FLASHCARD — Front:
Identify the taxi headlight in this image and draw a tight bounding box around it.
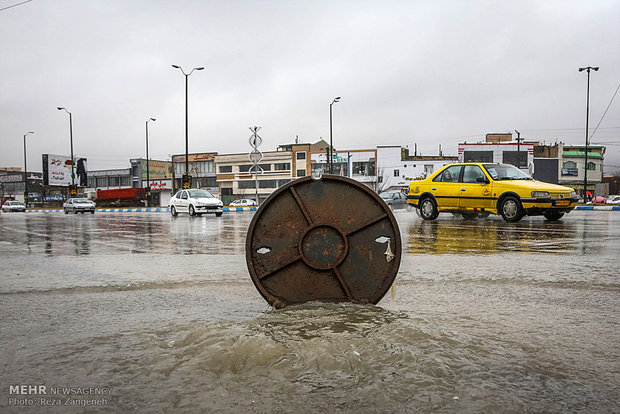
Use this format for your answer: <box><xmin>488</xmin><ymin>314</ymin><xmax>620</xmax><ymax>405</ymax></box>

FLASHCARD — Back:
<box><xmin>531</xmin><ymin>191</ymin><xmax>549</xmax><ymax>198</ymax></box>
<box><xmin>570</xmin><ymin>191</ymin><xmax>577</xmax><ymax>198</ymax></box>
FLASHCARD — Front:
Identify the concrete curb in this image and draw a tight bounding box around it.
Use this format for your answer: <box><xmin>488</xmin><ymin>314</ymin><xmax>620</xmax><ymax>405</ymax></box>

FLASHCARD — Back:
<box><xmin>575</xmin><ymin>205</ymin><xmax>620</xmax><ymax>211</ymax></box>
<box><xmin>24</xmin><ymin>206</ymin><xmax>258</xmax><ymax>213</ymax></box>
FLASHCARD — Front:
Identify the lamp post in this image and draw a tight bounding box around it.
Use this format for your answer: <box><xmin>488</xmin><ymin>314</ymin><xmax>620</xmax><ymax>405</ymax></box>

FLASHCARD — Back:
<box><xmin>514</xmin><ymin>130</ymin><xmax>521</xmax><ymax>168</ymax></box>
<box><xmin>57</xmin><ymin>107</ymin><xmax>75</xmax><ymax>191</ymax></box>
<box><xmin>23</xmin><ymin>131</ymin><xmax>34</xmax><ymax>206</ymax></box>
<box><xmin>578</xmin><ymin>66</ymin><xmax>599</xmax><ymax>200</ymax></box>
<box><xmin>145</xmin><ymin>117</ymin><xmax>156</xmax><ymax>206</ymax></box>
<box><xmin>329</xmin><ymin>96</ymin><xmax>341</xmax><ymax>174</ymax></box>
<box><xmin>172</xmin><ymin>65</ymin><xmax>204</xmax><ymax>189</ymax></box>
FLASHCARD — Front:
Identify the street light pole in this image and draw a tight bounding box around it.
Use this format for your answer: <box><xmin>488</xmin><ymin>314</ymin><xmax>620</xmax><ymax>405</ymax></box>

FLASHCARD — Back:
<box><xmin>172</xmin><ymin>65</ymin><xmax>204</xmax><ymax>189</ymax></box>
<box><xmin>57</xmin><ymin>107</ymin><xmax>75</xmax><ymax>191</ymax></box>
<box><xmin>515</xmin><ymin>130</ymin><xmax>521</xmax><ymax>168</ymax></box>
<box><xmin>23</xmin><ymin>131</ymin><xmax>34</xmax><ymax>206</ymax></box>
<box><xmin>329</xmin><ymin>96</ymin><xmax>341</xmax><ymax>174</ymax></box>
<box><xmin>578</xmin><ymin>66</ymin><xmax>599</xmax><ymax>200</ymax></box>
<box><xmin>146</xmin><ymin>118</ymin><xmax>156</xmax><ymax>206</ymax></box>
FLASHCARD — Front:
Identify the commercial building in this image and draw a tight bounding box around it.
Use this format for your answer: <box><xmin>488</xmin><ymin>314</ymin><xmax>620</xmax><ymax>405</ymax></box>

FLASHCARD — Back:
<box><xmin>558</xmin><ymin>145</ymin><xmax>606</xmax><ymax>196</ymax></box>
<box><xmin>171</xmin><ymin>152</ymin><xmax>217</xmax><ymax>194</ymax></box>
<box><xmin>377</xmin><ymin>146</ymin><xmax>457</xmax><ymax>192</ymax></box>
<box><xmin>215</xmin><ymin>149</ymin><xmax>299</xmax><ymax>205</ymax></box>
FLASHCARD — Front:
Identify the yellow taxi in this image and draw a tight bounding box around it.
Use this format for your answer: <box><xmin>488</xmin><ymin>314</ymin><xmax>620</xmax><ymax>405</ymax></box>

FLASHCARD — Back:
<box><xmin>407</xmin><ymin>163</ymin><xmax>579</xmax><ymax>222</ymax></box>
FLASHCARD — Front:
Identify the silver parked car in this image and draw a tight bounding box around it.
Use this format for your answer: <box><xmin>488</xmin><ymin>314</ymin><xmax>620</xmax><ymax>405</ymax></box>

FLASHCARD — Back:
<box><xmin>379</xmin><ymin>191</ymin><xmax>409</xmax><ymax>209</ymax></box>
<box><xmin>169</xmin><ymin>189</ymin><xmax>223</xmax><ymax>217</ymax></box>
<box><xmin>63</xmin><ymin>198</ymin><xmax>96</xmax><ymax>214</ymax></box>
<box><xmin>230</xmin><ymin>198</ymin><xmax>257</xmax><ymax>207</ymax></box>
<box><xmin>1</xmin><ymin>200</ymin><xmax>26</xmax><ymax>212</ymax></box>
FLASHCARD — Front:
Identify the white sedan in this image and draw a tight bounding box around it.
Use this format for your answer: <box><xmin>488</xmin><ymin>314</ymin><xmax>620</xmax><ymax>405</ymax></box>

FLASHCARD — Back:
<box><xmin>230</xmin><ymin>198</ymin><xmax>257</xmax><ymax>207</ymax></box>
<box><xmin>169</xmin><ymin>189</ymin><xmax>223</xmax><ymax>217</ymax></box>
<box><xmin>2</xmin><ymin>201</ymin><xmax>26</xmax><ymax>212</ymax></box>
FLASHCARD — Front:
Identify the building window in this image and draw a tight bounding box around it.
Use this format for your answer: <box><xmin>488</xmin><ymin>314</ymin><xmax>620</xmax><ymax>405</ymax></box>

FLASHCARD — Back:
<box><xmin>120</xmin><ymin>176</ymin><xmax>130</xmax><ymax>186</ymax></box>
<box><xmin>238</xmin><ymin>181</ymin><xmax>255</xmax><ymax>189</ymax></box>
<box><xmin>463</xmin><ymin>151</ymin><xmax>493</xmax><ymax>163</ymax></box>
<box><xmin>219</xmin><ymin>166</ymin><xmax>232</xmax><ymax>173</ymax></box>
<box><xmin>353</xmin><ymin>161</ymin><xmax>375</xmax><ymax>176</ymax></box>
<box><xmin>259</xmin><ymin>180</ymin><xmax>277</xmax><ymax>188</ymax></box>
<box><xmin>277</xmin><ymin>179</ymin><xmax>291</xmax><ymax>187</ymax></box>
<box><xmin>587</xmin><ymin>162</ymin><xmax>596</xmax><ymax>171</ymax></box>
<box><xmin>87</xmin><ymin>177</ymin><xmax>96</xmax><ymax>188</ymax></box>
<box><xmin>296</xmin><ymin>169</ymin><xmax>306</xmax><ymax>177</ymax></box>
<box><xmin>502</xmin><ymin>151</ymin><xmax>527</xmax><ymax>168</ymax></box>
<box><xmin>563</xmin><ymin>161</ymin><xmax>577</xmax><ymax>169</ymax></box>
<box><xmin>109</xmin><ymin>176</ymin><xmax>120</xmax><ymax>187</ymax></box>
<box><xmin>378</xmin><ymin>176</ymin><xmax>383</xmax><ymax>183</ymax></box>
<box><xmin>274</xmin><ymin>163</ymin><xmax>291</xmax><ymax>171</ymax></box>
<box><xmin>221</xmin><ymin>188</ymin><xmax>233</xmax><ymax>195</ymax></box>
<box><xmin>394</xmin><ymin>169</ymin><xmax>399</xmax><ymax>177</ymax></box>
<box><xmin>296</xmin><ymin>152</ymin><xmax>306</xmax><ymax>160</ymax></box>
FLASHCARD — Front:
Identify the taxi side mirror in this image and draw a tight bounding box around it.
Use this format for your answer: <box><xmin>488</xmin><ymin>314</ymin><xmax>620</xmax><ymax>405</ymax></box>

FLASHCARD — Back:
<box><xmin>477</xmin><ymin>177</ymin><xmax>490</xmax><ymax>184</ymax></box>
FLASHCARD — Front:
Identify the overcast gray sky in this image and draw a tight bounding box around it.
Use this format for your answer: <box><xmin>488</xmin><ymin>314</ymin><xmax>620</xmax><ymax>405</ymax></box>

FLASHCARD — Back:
<box><xmin>1</xmin><ymin>0</ymin><xmax>619</xmax><ymax>173</ymax></box>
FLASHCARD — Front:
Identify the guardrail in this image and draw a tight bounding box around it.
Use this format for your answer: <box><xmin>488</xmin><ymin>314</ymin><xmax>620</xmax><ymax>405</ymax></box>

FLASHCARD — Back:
<box><xmin>23</xmin><ymin>206</ymin><xmax>258</xmax><ymax>213</ymax></box>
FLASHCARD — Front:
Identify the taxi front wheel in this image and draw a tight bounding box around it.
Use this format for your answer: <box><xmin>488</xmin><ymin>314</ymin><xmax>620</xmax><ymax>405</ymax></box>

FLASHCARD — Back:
<box><xmin>419</xmin><ymin>198</ymin><xmax>438</xmax><ymax>220</ymax></box>
<box><xmin>500</xmin><ymin>196</ymin><xmax>524</xmax><ymax>222</ymax></box>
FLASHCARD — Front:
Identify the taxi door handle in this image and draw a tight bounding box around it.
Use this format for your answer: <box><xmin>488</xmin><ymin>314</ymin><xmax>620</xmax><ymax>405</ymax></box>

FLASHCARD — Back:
<box><xmin>461</xmin><ymin>188</ymin><xmax>466</xmax><ymax>191</ymax></box>
<box><xmin>431</xmin><ymin>188</ymin><xmax>436</xmax><ymax>191</ymax></box>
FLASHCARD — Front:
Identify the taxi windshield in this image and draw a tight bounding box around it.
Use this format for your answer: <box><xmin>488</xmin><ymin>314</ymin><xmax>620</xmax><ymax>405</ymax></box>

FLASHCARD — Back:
<box><xmin>483</xmin><ymin>164</ymin><xmax>532</xmax><ymax>181</ymax></box>
<box><xmin>188</xmin><ymin>189</ymin><xmax>214</xmax><ymax>198</ymax></box>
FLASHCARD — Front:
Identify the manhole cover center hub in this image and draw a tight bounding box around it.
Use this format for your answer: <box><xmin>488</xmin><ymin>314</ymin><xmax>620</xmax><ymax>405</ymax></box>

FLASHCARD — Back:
<box><xmin>300</xmin><ymin>225</ymin><xmax>347</xmax><ymax>270</ymax></box>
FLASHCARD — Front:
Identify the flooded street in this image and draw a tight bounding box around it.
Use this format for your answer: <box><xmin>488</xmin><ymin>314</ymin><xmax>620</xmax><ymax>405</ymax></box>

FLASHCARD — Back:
<box><xmin>1</xmin><ymin>210</ymin><xmax>618</xmax><ymax>413</ymax></box>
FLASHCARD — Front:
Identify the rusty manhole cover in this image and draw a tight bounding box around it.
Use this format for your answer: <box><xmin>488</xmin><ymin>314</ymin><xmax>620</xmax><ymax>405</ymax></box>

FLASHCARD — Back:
<box><xmin>246</xmin><ymin>175</ymin><xmax>401</xmax><ymax>308</ymax></box>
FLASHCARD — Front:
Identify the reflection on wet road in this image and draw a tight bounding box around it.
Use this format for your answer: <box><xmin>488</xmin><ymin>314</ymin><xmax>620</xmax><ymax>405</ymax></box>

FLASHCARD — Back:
<box><xmin>0</xmin><ymin>211</ymin><xmax>618</xmax><ymax>412</ymax></box>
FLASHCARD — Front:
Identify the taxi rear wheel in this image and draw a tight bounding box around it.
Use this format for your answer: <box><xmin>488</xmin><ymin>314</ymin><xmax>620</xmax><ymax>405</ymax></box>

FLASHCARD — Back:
<box><xmin>419</xmin><ymin>197</ymin><xmax>438</xmax><ymax>220</ymax></box>
<box><xmin>189</xmin><ymin>205</ymin><xmax>196</xmax><ymax>216</ymax></box>
<box><xmin>500</xmin><ymin>196</ymin><xmax>523</xmax><ymax>222</ymax></box>
<box><xmin>544</xmin><ymin>211</ymin><xmax>564</xmax><ymax>221</ymax></box>
<box><xmin>170</xmin><ymin>205</ymin><xmax>178</xmax><ymax>217</ymax></box>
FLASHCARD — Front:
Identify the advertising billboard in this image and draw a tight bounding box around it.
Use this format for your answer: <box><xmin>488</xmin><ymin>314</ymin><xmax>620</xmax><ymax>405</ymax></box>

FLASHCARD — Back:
<box><xmin>141</xmin><ymin>160</ymin><xmax>172</xmax><ymax>180</ymax></box>
<box><xmin>42</xmin><ymin>154</ymin><xmax>88</xmax><ymax>186</ymax></box>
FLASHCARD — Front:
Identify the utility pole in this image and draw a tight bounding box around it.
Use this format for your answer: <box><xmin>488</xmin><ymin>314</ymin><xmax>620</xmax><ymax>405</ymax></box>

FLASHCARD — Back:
<box><xmin>515</xmin><ymin>130</ymin><xmax>522</xmax><ymax>168</ymax></box>
<box><xmin>579</xmin><ymin>66</ymin><xmax>599</xmax><ymax>200</ymax></box>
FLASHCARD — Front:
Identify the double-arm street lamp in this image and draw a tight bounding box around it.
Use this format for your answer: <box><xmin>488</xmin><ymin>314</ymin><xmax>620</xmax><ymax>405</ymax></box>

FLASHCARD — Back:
<box><xmin>578</xmin><ymin>66</ymin><xmax>599</xmax><ymax>200</ymax></box>
<box><xmin>23</xmin><ymin>131</ymin><xmax>34</xmax><ymax>206</ymax></box>
<box><xmin>172</xmin><ymin>65</ymin><xmax>204</xmax><ymax>188</ymax></box>
<box><xmin>329</xmin><ymin>96</ymin><xmax>341</xmax><ymax>174</ymax></box>
<box><xmin>57</xmin><ymin>107</ymin><xmax>75</xmax><ymax>190</ymax></box>
<box><xmin>145</xmin><ymin>118</ymin><xmax>156</xmax><ymax>206</ymax></box>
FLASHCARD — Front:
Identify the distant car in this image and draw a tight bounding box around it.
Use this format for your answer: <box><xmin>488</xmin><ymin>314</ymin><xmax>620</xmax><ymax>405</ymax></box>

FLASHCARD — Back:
<box><xmin>379</xmin><ymin>191</ymin><xmax>408</xmax><ymax>209</ymax></box>
<box><xmin>408</xmin><ymin>163</ymin><xmax>579</xmax><ymax>222</ymax></box>
<box><xmin>589</xmin><ymin>196</ymin><xmax>606</xmax><ymax>204</ymax></box>
<box><xmin>1</xmin><ymin>201</ymin><xmax>26</xmax><ymax>212</ymax></box>
<box><xmin>169</xmin><ymin>189</ymin><xmax>223</xmax><ymax>217</ymax></box>
<box><xmin>63</xmin><ymin>198</ymin><xmax>96</xmax><ymax>214</ymax></box>
<box><xmin>230</xmin><ymin>198</ymin><xmax>257</xmax><ymax>207</ymax></box>
<box><xmin>605</xmin><ymin>195</ymin><xmax>620</xmax><ymax>205</ymax></box>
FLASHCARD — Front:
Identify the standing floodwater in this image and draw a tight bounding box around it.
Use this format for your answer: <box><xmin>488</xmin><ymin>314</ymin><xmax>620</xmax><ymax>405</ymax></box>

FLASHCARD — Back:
<box><xmin>0</xmin><ymin>211</ymin><xmax>618</xmax><ymax>412</ymax></box>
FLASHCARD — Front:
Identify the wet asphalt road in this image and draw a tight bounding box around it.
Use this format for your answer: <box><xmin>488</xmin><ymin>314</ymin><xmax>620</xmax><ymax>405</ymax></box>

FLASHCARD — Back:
<box><xmin>0</xmin><ymin>209</ymin><xmax>618</xmax><ymax>413</ymax></box>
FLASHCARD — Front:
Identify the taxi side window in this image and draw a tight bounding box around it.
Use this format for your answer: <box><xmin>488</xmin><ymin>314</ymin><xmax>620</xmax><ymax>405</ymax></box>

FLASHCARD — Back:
<box><xmin>434</xmin><ymin>166</ymin><xmax>462</xmax><ymax>183</ymax></box>
<box><xmin>462</xmin><ymin>166</ymin><xmax>486</xmax><ymax>183</ymax></box>
<box><xmin>181</xmin><ymin>191</ymin><xmax>188</xmax><ymax>200</ymax></box>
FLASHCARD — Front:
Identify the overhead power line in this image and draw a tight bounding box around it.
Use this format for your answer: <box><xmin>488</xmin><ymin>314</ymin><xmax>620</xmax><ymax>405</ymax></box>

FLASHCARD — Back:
<box><xmin>0</xmin><ymin>0</ymin><xmax>32</xmax><ymax>12</ymax></box>
<box><xmin>590</xmin><ymin>81</ymin><xmax>620</xmax><ymax>139</ymax></box>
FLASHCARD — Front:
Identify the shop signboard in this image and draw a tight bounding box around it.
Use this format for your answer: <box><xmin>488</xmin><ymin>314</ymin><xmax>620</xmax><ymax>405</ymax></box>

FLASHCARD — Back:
<box><xmin>561</xmin><ymin>168</ymin><xmax>579</xmax><ymax>176</ymax></box>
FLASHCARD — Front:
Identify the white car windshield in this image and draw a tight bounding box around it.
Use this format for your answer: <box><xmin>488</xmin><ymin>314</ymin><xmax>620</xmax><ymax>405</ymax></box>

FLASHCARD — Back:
<box><xmin>73</xmin><ymin>198</ymin><xmax>90</xmax><ymax>203</ymax></box>
<box><xmin>188</xmin><ymin>190</ymin><xmax>214</xmax><ymax>198</ymax></box>
<box><xmin>483</xmin><ymin>164</ymin><xmax>532</xmax><ymax>181</ymax></box>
